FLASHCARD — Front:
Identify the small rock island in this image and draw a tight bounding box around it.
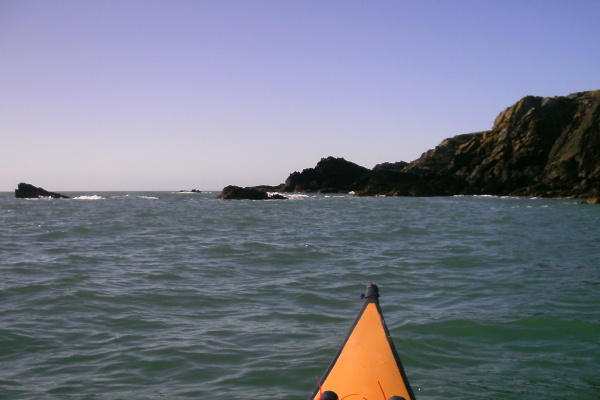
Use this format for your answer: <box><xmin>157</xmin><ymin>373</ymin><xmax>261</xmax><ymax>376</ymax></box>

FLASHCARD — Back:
<box><xmin>218</xmin><ymin>186</ymin><xmax>288</xmax><ymax>200</ymax></box>
<box><xmin>15</xmin><ymin>183</ymin><xmax>69</xmax><ymax>199</ymax></box>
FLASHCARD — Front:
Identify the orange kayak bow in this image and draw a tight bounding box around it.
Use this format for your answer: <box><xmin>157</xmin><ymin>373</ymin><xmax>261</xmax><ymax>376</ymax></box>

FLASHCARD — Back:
<box><xmin>309</xmin><ymin>283</ymin><xmax>416</xmax><ymax>400</ymax></box>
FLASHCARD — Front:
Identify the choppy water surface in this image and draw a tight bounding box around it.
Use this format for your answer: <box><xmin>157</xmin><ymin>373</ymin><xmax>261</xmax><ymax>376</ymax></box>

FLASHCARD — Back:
<box><xmin>1</xmin><ymin>192</ymin><xmax>598</xmax><ymax>399</ymax></box>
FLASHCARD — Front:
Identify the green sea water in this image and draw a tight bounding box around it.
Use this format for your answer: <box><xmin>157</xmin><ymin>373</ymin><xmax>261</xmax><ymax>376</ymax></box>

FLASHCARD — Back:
<box><xmin>1</xmin><ymin>192</ymin><xmax>598</xmax><ymax>399</ymax></box>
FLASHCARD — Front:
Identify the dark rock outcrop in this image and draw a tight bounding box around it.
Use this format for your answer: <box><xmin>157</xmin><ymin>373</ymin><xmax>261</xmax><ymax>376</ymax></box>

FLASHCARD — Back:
<box><xmin>15</xmin><ymin>183</ymin><xmax>69</xmax><ymax>199</ymax></box>
<box><xmin>218</xmin><ymin>185</ymin><xmax>287</xmax><ymax>200</ymax></box>
<box><xmin>252</xmin><ymin>184</ymin><xmax>285</xmax><ymax>192</ymax></box>
<box><xmin>452</xmin><ymin>91</ymin><xmax>600</xmax><ymax>197</ymax></box>
<box><xmin>373</xmin><ymin>161</ymin><xmax>409</xmax><ymax>172</ymax></box>
<box><xmin>281</xmin><ymin>157</ymin><xmax>371</xmax><ymax>193</ymax></box>
<box><xmin>357</xmin><ymin>89</ymin><xmax>600</xmax><ymax>198</ymax></box>
<box><xmin>220</xmin><ymin>89</ymin><xmax>599</xmax><ymax>199</ymax></box>
<box><xmin>357</xmin><ymin>136</ymin><xmax>482</xmax><ymax>196</ymax></box>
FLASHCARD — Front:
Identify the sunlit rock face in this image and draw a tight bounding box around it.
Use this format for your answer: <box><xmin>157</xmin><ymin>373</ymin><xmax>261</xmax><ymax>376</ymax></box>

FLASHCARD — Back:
<box><xmin>357</xmin><ymin>89</ymin><xmax>600</xmax><ymax>198</ymax></box>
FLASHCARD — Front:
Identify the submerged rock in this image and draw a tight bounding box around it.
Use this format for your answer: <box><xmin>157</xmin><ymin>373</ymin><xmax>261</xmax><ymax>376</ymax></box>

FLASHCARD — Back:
<box><xmin>15</xmin><ymin>183</ymin><xmax>69</xmax><ymax>199</ymax></box>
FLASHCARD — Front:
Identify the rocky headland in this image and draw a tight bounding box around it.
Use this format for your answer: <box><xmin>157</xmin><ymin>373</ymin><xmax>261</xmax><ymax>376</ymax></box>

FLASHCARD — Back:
<box><xmin>221</xmin><ymin>89</ymin><xmax>599</xmax><ymax>200</ymax></box>
<box><xmin>15</xmin><ymin>183</ymin><xmax>69</xmax><ymax>199</ymax></box>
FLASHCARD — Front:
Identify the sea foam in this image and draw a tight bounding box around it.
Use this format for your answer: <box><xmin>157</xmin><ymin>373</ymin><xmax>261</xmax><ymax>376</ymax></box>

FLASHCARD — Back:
<box><xmin>73</xmin><ymin>195</ymin><xmax>104</xmax><ymax>200</ymax></box>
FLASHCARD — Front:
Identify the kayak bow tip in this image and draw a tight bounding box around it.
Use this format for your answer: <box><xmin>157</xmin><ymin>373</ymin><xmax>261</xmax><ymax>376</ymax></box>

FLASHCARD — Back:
<box><xmin>360</xmin><ymin>282</ymin><xmax>380</xmax><ymax>300</ymax></box>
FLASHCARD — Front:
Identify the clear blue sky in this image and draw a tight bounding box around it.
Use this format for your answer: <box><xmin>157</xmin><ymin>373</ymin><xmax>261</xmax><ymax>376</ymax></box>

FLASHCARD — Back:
<box><xmin>1</xmin><ymin>0</ymin><xmax>599</xmax><ymax>191</ymax></box>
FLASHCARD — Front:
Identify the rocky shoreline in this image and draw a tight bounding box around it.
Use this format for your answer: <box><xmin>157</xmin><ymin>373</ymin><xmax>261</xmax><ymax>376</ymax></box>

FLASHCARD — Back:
<box><xmin>221</xmin><ymin>89</ymin><xmax>599</xmax><ymax>201</ymax></box>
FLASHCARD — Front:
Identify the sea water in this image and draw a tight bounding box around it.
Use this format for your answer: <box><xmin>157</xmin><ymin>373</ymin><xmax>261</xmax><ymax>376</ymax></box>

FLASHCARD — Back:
<box><xmin>1</xmin><ymin>192</ymin><xmax>598</xmax><ymax>399</ymax></box>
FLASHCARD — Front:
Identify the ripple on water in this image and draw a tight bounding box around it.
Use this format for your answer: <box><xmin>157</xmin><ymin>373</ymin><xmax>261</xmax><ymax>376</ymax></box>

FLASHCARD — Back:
<box><xmin>0</xmin><ymin>193</ymin><xmax>599</xmax><ymax>399</ymax></box>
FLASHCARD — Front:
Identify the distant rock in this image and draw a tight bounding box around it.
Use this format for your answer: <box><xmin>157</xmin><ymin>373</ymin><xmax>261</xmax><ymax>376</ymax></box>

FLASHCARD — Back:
<box><xmin>582</xmin><ymin>197</ymin><xmax>599</xmax><ymax>205</ymax></box>
<box><xmin>218</xmin><ymin>185</ymin><xmax>288</xmax><ymax>200</ymax></box>
<box><xmin>218</xmin><ymin>185</ymin><xmax>268</xmax><ymax>200</ymax></box>
<box><xmin>280</xmin><ymin>157</ymin><xmax>371</xmax><ymax>193</ymax></box>
<box><xmin>180</xmin><ymin>189</ymin><xmax>203</xmax><ymax>193</ymax></box>
<box><xmin>15</xmin><ymin>183</ymin><xmax>69</xmax><ymax>199</ymax></box>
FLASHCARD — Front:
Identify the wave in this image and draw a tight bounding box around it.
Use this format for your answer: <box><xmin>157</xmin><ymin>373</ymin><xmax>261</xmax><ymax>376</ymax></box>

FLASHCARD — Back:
<box><xmin>73</xmin><ymin>195</ymin><xmax>105</xmax><ymax>200</ymax></box>
<box><xmin>273</xmin><ymin>193</ymin><xmax>354</xmax><ymax>200</ymax></box>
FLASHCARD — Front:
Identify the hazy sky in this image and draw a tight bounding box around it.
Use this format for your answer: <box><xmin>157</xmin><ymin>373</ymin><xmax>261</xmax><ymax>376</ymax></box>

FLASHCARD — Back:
<box><xmin>1</xmin><ymin>1</ymin><xmax>599</xmax><ymax>191</ymax></box>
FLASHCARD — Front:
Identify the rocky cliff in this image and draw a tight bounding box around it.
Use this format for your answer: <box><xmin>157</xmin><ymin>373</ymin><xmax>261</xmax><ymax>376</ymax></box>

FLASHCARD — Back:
<box><xmin>357</xmin><ymin>89</ymin><xmax>600</xmax><ymax>198</ymax></box>
<box><xmin>220</xmin><ymin>89</ymin><xmax>599</xmax><ymax>199</ymax></box>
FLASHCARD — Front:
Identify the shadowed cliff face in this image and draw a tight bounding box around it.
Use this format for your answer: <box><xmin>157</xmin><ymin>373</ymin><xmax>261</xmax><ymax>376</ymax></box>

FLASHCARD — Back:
<box><xmin>357</xmin><ymin>89</ymin><xmax>600</xmax><ymax>198</ymax></box>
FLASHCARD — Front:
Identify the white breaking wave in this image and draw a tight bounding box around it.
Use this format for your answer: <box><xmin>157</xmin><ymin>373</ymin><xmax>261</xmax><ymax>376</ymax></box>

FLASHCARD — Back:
<box><xmin>277</xmin><ymin>193</ymin><xmax>310</xmax><ymax>200</ymax></box>
<box><xmin>73</xmin><ymin>195</ymin><xmax>105</xmax><ymax>200</ymax></box>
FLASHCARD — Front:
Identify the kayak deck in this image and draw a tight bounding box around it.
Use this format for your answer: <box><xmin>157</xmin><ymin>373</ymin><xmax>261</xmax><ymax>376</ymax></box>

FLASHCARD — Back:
<box><xmin>309</xmin><ymin>283</ymin><xmax>416</xmax><ymax>400</ymax></box>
